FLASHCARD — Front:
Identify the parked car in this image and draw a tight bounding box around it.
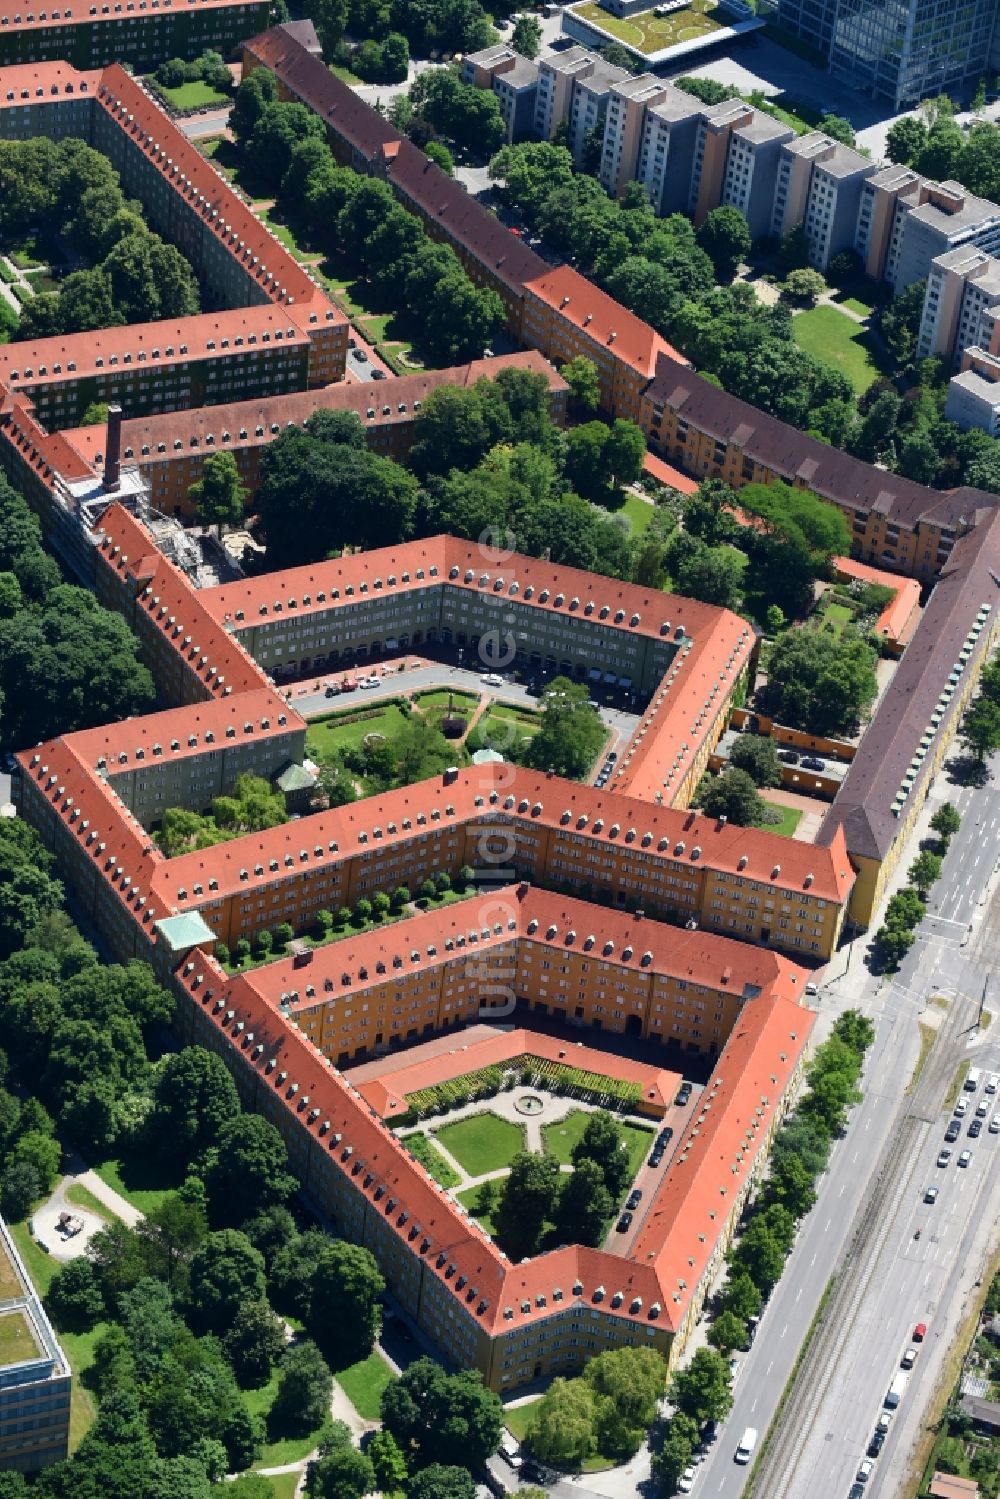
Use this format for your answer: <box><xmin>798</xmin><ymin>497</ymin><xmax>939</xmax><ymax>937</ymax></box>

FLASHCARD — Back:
<box><xmin>945</xmin><ymin>1118</ymin><xmax>962</xmax><ymax>1142</ymax></box>
<box><xmin>969</xmin><ymin>1118</ymin><xmax>982</xmax><ymax>1138</ymax></box>
<box><xmin>678</xmin><ymin>1466</ymin><xmax>697</xmax><ymax>1494</ymax></box>
<box><xmin>615</xmin><ymin>1211</ymin><xmax>632</xmax><ymax>1233</ymax></box>
<box><xmin>657</xmin><ymin>1127</ymin><xmax>673</xmax><ymax>1147</ymax></box>
<box><xmin>856</xmin><ymin>1458</ymin><xmax>874</xmax><ymax>1484</ymax></box>
<box><xmin>371</xmin><ymin>369</ymin><xmax>387</xmax><ymax>380</ymax></box>
<box><xmin>359</xmin><ymin>676</ymin><xmax>381</xmax><ymax>689</ymax></box>
<box><xmin>482</xmin><ymin>673</ymin><xmax>504</xmax><ymax>687</ymax></box>
<box><xmin>937</xmin><ymin>1148</ymin><xmax>952</xmax><ymax>1166</ymax></box>
<box><xmin>777</xmin><ymin>749</ymin><xmax>799</xmax><ymax>764</ymax></box>
<box><xmin>867</xmin><ymin>1429</ymin><xmax>885</xmax><ymax>1458</ymax></box>
<box><xmin>626</xmin><ymin>1189</ymin><xmax>642</xmax><ymax>1211</ymax></box>
<box><xmin>648</xmin><ymin>1149</ymin><xmax>664</xmax><ymax>1168</ymax></box>
<box><xmin>976</xmin><ymin>1098</ymin><xmax>989</xmax><ymax>1116</ymax></box>
<box><xmin>989</xmin><ymin>1115</ymin><xmax>1000</xmax><ymax>1134</ymax></box>
<box><xmin>802</xmin><ymin>755</ymin><xmax>827</xmax><ymax>771</ymax></box>
<box><xmin>324</xmin><ymin>685</ymin><xmax>340</xmax><ymax>698</ymax></box>
<box><xmin>900</xmin><ymin>1346</ymin><xmax>917</xmax><ymax>1369</ymax></box>
<box><xmin>676</xmin><ymin>1083</ymin><xmax>692</xmax><ymax>1105</ymax></box>
<box><xmin>959</xmin><ymin>1149</ymin><xmax>972</xmax><ymax>1167</ymax></box>
<box><xmin>924</xmin><ymin>1185</ymin><xmax>938</xmax><ymax>1203</ymax></box>
<box><xmin>913</xmin><ymin>1322</ymin><xmax>927</xmax><ymax>1341</ymax></box>
<box><xmin>955</xmin><ymin>1097</ymin><xmax>969</xmax><ymax>1117</ymax></box>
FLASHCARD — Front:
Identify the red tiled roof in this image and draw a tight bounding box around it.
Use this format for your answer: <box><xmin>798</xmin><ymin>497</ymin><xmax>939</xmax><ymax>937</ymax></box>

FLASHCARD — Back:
<box><xmin>0</xmin><ymin>392</ymin><xmax>95</xmax><ymax>489</ymax></box>
<box><xmin>643</xmin><ymin>453</ymin><xmax>698</xmax><ymax>494</ymax></box>
<box><xmin>153</xmin><ymin>763</ymin><xmax>855</xmax><ymax>912</ymax></box>
<box><xmin>61</xmin><ymin>352</ymin><xmax>567</xmax><ymax>470</ymax></box>
<box><xmin>524</xmin><ymin>266</ymin><xmax>686</xmax><ymax>380</ymax></box>
<box><xmin>0</xmin><ymin>62</ymin><xmax>101</xmax><ymax>97</ymax></box>
<box><xmin>0</xmin><ymin>0</ymin><xmax>257</xmax><ymax>31</ymax></box>
<box><xmin>67</xmin><ymin>687</ymin><xmax>303</xmax><ymax>774</ymax></box>
<box><xmin>832</xmin><ymin>556</ymin><xmax>921</xmax><ymax>646</ymax></box>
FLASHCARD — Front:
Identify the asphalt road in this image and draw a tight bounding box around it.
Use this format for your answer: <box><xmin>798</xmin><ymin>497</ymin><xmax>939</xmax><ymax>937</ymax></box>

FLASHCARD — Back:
<box><xmin>687</xmin><ymin>767</ymin><xmax>1000</xmax><ymax>1499</ymax></box>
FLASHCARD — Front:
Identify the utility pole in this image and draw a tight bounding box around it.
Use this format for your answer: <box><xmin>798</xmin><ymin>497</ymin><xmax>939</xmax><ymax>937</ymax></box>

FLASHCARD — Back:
<box><xmin>977</xmin><ymin>974</ymin><xmax>989</xmax><ymax>1029</ymax></box>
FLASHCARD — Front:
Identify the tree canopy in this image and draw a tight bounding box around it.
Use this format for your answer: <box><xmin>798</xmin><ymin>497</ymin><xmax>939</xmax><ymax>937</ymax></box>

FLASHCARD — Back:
<box><xmin>380</xmin><ymin>1357</ymin><xmax>502</xmax><ymax>1470</ymax></box>
<box><xmin>758</xmin><ymin>628</ymin><xmax>878</xmax><ymax>737</ymax></box>
<box><xmin>524</xmin><ymin>678</ymin><xmax>606</xmax><ymax>781</ymax></box>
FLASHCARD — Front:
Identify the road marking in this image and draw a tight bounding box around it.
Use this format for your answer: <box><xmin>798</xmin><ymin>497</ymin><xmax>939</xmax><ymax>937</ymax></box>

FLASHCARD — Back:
<box><xmin>810</xmin><ymin>1251</ymin><xmax>817</xmax><ymax>1267</ymax></box>
<box><xmin>766</xmin><ymin>1360</ymin><xmax>773</xmax><ymax>1376</ymax></box>
<box><xmin>780</xmin><ymin>1323</ymin><xmax>787</xmax><ymax>1340</ymax></box>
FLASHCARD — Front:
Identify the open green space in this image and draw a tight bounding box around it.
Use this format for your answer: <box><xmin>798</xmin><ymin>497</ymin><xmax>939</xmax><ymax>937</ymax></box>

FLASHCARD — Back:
<box><xmin>335</xmin><ymin>1350</ymin><xmax>396</xmax><ymax>1420</ymax></box>
<box><xmin>0</xmin><ymin>1310</ymin><xmax>39</xmax><ymax>1366</ymax></box>
<box><xmin>244</xmin><ymin>1367</ymin><xmax>329</xmax><ymax>1467</ymax></box>
<box><xmin>838</xmin><ymin>295</ymin><xmax>873</xmax><ymax>317</ymax></box>
<box><xmin>616</xmin><ymin>492</ymin><xmax>655</xmax><ymax>536</ymax></box>
<box><xmin>761</xmin><ymin>801</ymin><xmax>803</xmax><ymax>838</ymax></box>
<box><xmin>542</xmin><ymin>1110</ymin><xmax>653</xmax><ymax>1178</ymax></box>
<box><xmin>159</xmin><ymin>79</ymin><xmax>229</xmax><ymax>111</ymax></box>
<box><xmin>92</xmin><ymin>1153</ymin><xmax>178</xmax><ymax>1218</ymax></box>
<box><xmin>471</xmin><ymin>702</ymin><xmax>542</xmax><ymax>757</ymax></box>
<box><xmin>572</xmin><ymin>0</ymin><xmax>726</xmax><ymax>52</ymax></box>
<box><xmin>456</xmin><ymin>1183</ymin><xmax>500</xmax><ymax>1236</ymax></box>
<box><xmin>0</xmin><ymin>1241</ymin><xmax>21</xmax><ymax>1300</ymax></box>
<box><xmin>305</xmin><ymin>703</ymin><xmax>409</xmax><ymax>762</ymax></box>
<box><xmin>791</xmin><ymin>304</ymin><xmax>881</xmax><ymax>395</ymax></box>
<box><xmin>259</xmin><ymin>207</ymin><xmax>314</xmax><ymax>263</ymax></box>
<box><xmin>330</xmin><ymin>61</ymin><xmax>364</xmax><ymax>84</ymax></box>
<box><xmin>812</xmin><ymin>596</ymin><xmax>854</xmax><ymax>639</ymax></box>
<box><xmin>434</xmin><ymin>1113</ymin><xmax>526</xmax><ymax>1176</ymax></box>
<box><xmin>413</xmin><ymin>689</ymin><xmax>480</xmax><ymax>714</ymax></box>
<box><xmin>65</xmin><ymin>1182</ymin><xmax>118</xmax><ymax>1221</ymax></box>
<box><xmin>264</xmin><ymin>1475</ymin><xmax>301</xmax><ymax>1499</ymax></box>
<box><xmin>504</xmin><ymin>1399</ymin><xmax>542</xmax><ymax>1442</ymax></box>
<box><xmin>403</xmin><ymin>1131</ymin><xmax>461</xmax><ymax>1188</ymax></box>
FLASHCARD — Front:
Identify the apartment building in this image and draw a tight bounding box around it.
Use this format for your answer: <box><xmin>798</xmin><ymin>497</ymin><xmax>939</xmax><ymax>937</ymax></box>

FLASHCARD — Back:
<box><xmin>0</xmin><ymin>1218</ymin><xmax>71</xmax><ymax>1474</ymax></box>
<box><xmin>566</xmin><ymin>55</ymin><xmax>630</xmax><ymax>164</ymax></box>
<box><xmin>635</xmin><ymin>88</ymin><xmax>703</xmax><ymax>216</ymax></box>
<box><xmin>599</xmin><ymin>74</ymin><xmax>667</xmax><ymax>199</ymax></box>
<box><xmin>771</xmin><ymin>131</ymin><xmax>876</xmax><ymax>270</ymax></box>
<box><xmin>944</xmin><ymin>352</ymin><xmax>1000</xmax><ymax>434</ymax></box>
<box><xmin>0</xmin><ymin>60</ymin><xmax>99</xmax><ymax>136</ymax></box>
<box><xmin>461</xmin><ymin>44</ymin><xmax>539</xmax><ymax>143</ymax></box>
<box><xmin>61</xmin><ymin>353</ymin><xmax>568</xmax><ymax>517</ymax></box>
<box><xmin>778</xmin><ymin>0</ymin><xmax>1000</xmax><ymax>108</ymax></box>
<box><xmin>856</xmin><ymin>169</ymin><xmax>1000</xmax><ymax>289</ymax></box>
<box><xmin>172</xmin><ymin>940</ymin><xmax>811</xmax><ymax>1388</ymax></box>
<box><xmin>638</xmin><ymin>353</ymin><xmax>976</xmax><ymax>582</ymax></box>
<box><xmin>534</xmin><ymin>44</ymin><xmax>601</xmax><ymax>139</ymax></box>
<box><xmin>918</xmin><ymin>247</ymin><xmax>1000</xmax><ymax>363</ymax></box>
<box><xmin>521</xmin><ymin>265</ymin><xmax>683</xmax><ymax>422</ymax></box>
<box><xmin>0</xmin><ymin>0</ymin><xmax>269</xmax><ymax>71</ymax></box>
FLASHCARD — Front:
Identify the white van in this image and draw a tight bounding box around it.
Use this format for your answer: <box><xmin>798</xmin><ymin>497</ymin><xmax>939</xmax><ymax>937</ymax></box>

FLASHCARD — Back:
<box><xmin>965</xmin><ymin>1068</ymin><xmax>982</xmax><ymax>1092</ymax></box>
<box><xmin>884</xmin><ymin>1372</ymin><xmax>908</xmax><ymax>1409</ymax></box>
<box><xmin>735</xmin><ymin>1427</ymin><xmax>758</xmax><ymax>1464</ymax></box>
<box><xmin>986</xmin><ymin>1073</ymin><xmax>999</xmax><ymax>1094</ymax></box>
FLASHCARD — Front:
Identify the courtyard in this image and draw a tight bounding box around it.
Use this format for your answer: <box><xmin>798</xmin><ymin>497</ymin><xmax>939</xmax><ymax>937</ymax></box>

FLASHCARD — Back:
<box><xmin>791</xmin><ymin>303</ymin><xmax>882</xmax><ymax>396</ymax></box>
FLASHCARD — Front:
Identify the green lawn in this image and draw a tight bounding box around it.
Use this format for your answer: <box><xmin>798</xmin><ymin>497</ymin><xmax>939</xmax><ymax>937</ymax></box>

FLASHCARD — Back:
<box><xmin>0</xmin><ymin>1310</ymin><xmax>39</xmax><ymax>1366</ymax></box>
<box><xmin>259</xmin><ymin>207</ymin><xmax>314</xmax><ymax>263</ymax></box>
<box><xmin>305</xmin><ymin>703</ymin><xmax>408</xmax><ymax>762</ymax></box>
<box><xmin>403</xmin><ymin>1131</ymin><xmax>461</xmax><ymax>1188</ymax></box>
<box><xmin>335</xmin><ymin>1351</ymin><xmax>396</xmax><ymax>1419</ymax></box>
<box><xmin>472</xmin><ymin>703</ymin><xmax>542</xmax><ymax>758</ymax></box>
<box><xmin>265</xmin><ymin>1474</ymin><xmax>301</xmax><ymax>1499</ymax></box>
<box><xmin>812</xmin><ymin>598</ymin><xmax>854</xmax><ymax>639</ymax></box>
<box><xmin>839</xmin><ymin>295</ymin><xmax>873</xmax><ymax>317</ymax></box>
<box><xmin>435</xmin><ymin>1113</ymin><xmax>525</xmax><ymax>1176</ymax></box>
<box><xmin>245</xmin><ymin>1367</ymin><xmax>329</xmax><ymax>1467</ymax></box>
<box><xmin>413</xmin><ymin>689</ymin><xmax>480</xmax><ymax>713</ymax></box>
<box><xmin>573</xmin><ymin>0</ymin><xmax>725</xmax><ymax>51</ymax></box>
<box><xmin>160</xmin><ymin>80</ymin><xmax>229</xmax><ymax>111</ymax></box>
<box><xmin>330</xmin><ymin>62</ymin><xmax>364</xmax><ymax>84</ymax></box>
<box><xmin>761</xmin><ymin>802</ymin><xmax>803</xmax><ymax>838</ymax></box>
<box><xmin>92</xmin><ymin>1153</ymin><xmax>178</xmax><ymax>1217</ymax></box>
<box><xmin>65</xmin><ymin>1183</ymin><xmax>119</xmax><ymax>1221</ymax></box>
<box><xmin>617</xmin><ymin>492</ymin><xmax>655</xmax><ymax>536</ymax></box>
<box><xmin>542</xmin><ymin>1110</ymin><xmax>653</xmax><ymax>1178</ymax></box>
<box><xmin>504</xmin><ymin>1399</ymin><xmax>541</xmax><ymax>1442</ymax></box>
<box><xmin>456</xmin><ymin>1182</ymin><xmax>501</xmax><ymax>1236</ymax></box>
<box><xmin>791</xmin><ymin>304</ymin><xmax>881</xmax><ymax>395</ymax></box>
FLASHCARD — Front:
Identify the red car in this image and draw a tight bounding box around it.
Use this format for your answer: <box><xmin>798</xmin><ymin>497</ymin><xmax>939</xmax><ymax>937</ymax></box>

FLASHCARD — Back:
<box><xmin>913</xmin><ymin>1322</ymin><xmax>927</xmax><ymax>1342</ymax></box>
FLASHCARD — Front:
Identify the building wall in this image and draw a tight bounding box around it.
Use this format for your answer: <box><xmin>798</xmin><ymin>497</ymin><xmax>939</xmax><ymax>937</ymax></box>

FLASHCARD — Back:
<box><xmin>636</xmin><ymin>108</ymin><xmax>700</xmax><ymax>216</ymax></box>
<box><xmin>0</xmin><ymin>1</ymin><xmax>270</xmax><ymax>71</ymax></box>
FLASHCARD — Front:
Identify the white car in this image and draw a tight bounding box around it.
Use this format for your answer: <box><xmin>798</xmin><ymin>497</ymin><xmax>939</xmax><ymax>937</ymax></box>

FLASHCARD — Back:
<box><xmin>900</xmin><ymin>1346</ymin><xmax>918</xmax><ymax>1369</ymax></box>
<box><xmin>989</xmin><ymin>1115</ymin><xmax>999</xmax><ymax>1134</ymax></box>
<box><xmin>959</xmin><ymin>1149</ymin><xmax>972</xmax><ymax>1167</ymax></box>
<box><xmin>678</xmin><ymin>1465</ymin><xmax>697</xmax><ymax>1493</ymax></box>
<box><xmin>856</xmin><ymin>1458</ymin><xmax>874</xmax><ymax>1483</ymax></box>
<box><xmin>954</xmin><ymin>1097</ymin><xmax>969</xmax><ymax>1117</ymax></box>
<box><xmin>481</xmin><ymin>673</ymin><xmax>504</xmax><ymax>687</ymax></box>
<box><xmin>358</xmin><ymin>676</ymin><xmax>381</xmax><ymax>689</ymax></box>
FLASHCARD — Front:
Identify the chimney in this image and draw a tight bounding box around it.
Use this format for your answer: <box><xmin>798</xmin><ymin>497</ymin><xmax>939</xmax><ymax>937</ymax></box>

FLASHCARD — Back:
<box><xmin>104</xmin><ymin>404</ymin><xmax>123</xmax><ymax>492</ymax></box>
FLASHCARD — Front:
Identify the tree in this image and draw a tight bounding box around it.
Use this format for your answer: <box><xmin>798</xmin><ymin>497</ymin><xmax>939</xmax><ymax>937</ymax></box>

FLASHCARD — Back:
<box><xmin>878</xmin><ymin>279</ymin><xmax>927</xmax><ymax>379</ymax></box>
<box><xmin>908</xmin><ymin>849</ymin><xmax>942</xmax><ymax>896</ymax></box>
<box><xmin>584</xmin><ymin>1348</ymin><xmax>666</xmax><ymax>1459</ymax></box>
<box><xmin>46</xmin><ymin>1257</ymin><xmax>105</xmax><ymax>1333</ymax></box>
<box><xmin>309</xmin><ymin>1446</ymin><xmax>375</xmax><ymax>1499</ymax></box>
<box><xmin>561</xmin><ymin>355</ymin><xmax>600</xmax><ymax>414</ymax></box>
<box><xmin>730</xmin><ymin>1217</ymin><xmax>786</xmax><ymax>1294</ymax></box>
<box><xmin>136</xmin><ymin>1194</ymin><xmax>207</xmax><ymax>1293</ymax></box>
<box><xmin>189</xmin><ymin>1230</ymin><xmax>267</xmax><ymax>1334</ymax></box>
<box><xmin>818</xmin><ymin>112</ymin><xmax>855</xmax><ymax>145</ymax></box>
<box><xmin>669</xmin><ymin>1348</ymin><xmax>733</xmax><ymax>1424</ymax></box>
<box><xmin>203</xmin><ymin>1114</ymin><xmax>296</xmax><ymax>1226</ymax></box>
<box><xmin>701</xmin><ymin>769</ymin><xmax>773</xmax><ymax>828</ymax></box>
<box><xmin>511</xmin><ymin>14</ymin><xmax>542</xmax><ymax>57</ymax></box>
<box><xmin>494</xmin><ymin>1151</ymin><xmax>559</xmax><ymax>1260</ymax></box>
<box><xmin>224</xmin><ymin>1300</ymin><xmax>287</xmax><ymax>1389</ymax></box>
<box><xmin>308</xmin><ymin>1241</ymin><xmax>384</xmax><ymax>1365</ymax></box>
<box><xmin>380</xmin><ymin>1357</ymin><xmax>501</xmax><ymax>1470</ymax></box>
<box><xmin>697</xmin><ymin>205</ymin><xmax>751</xmax><ymax>278</ymax></box>
<box><xmin>668</xmin><ymin>534</ymin><xmax>746</xmax><ymax>610</ymax></box>
<box><xmin>424</xmin><ymin>139</ymin><xmax>454</xmax><ymax>175</ymax></box>
<box><xmin>0</xmin><ymin>1157</ymin><xmax>37</xmax><ymax>1223</ymax></box>
<box><xmin>570</xmin><ymin>1110</ymin><xmax>631</xmax><ymax>1199</ymax></box>
<box><xmin>758</xmin><ymin>629</ymin><xmax>877</xmax><ymax>737</ymax></box>
<box><xmin>728</xmin><ymin>735</ymin><xmax>782</xmax><ymax>788</ymax></box>
<box><xmin>875</xmin><ymin>924</ymin><xmax>914</xmax><ymax>967</ymax></box>
<box><xmin>524</xmin><ymin>678</ymin><xmax>606</xmax><ymax>781</ymax></box>
<box><xmin>148</xmin><ymin>1048</ymin><xmax>240</xmax><ymax>1163</ymax></box>
<box><xmin>564</xmin><ymin>420</ymin><xmax>645</xmax><ymax>502</ymax></box>
<box><xmin>719</xmin><ymin>1271</ymin><xmax>762</xmax><ymax>1323</ymax></box>
<box><xmin>405</xmin><ymin>1467</ymin><xmax>475</xmax><ymax>1499</ymax></box>
<box><xmin>524</xmin><ymin>1377</ymin><xmax>596</xmax><ymax>1467</ymax></box>
<box><xmin>271</xmin><ymin>1340</ymin><xmax>333</xmax><ymax>1437</ymax></box>
<box><xmin>930</xmin><ymin>803</ymin><xmax>961</xmax><ymax>845</ymax></box>
<box><xmin>368</xmin><ymin>1430</ymin><xmax>408</xmax><ymax>1493</ymax></box>
<box><xmin>653</xmin><ymin>1413</ymin><xmax>700</xmax><ymax>1491</ymax></box>
<box><xmin>189</xmin><ymin>452</ymin><xmax>247</xmax><ymax>535</ymax></box>
<box><xmin>554</xmin><ymin>1158</ymin><xmax>612</xmax><ymax>1247</ymax></box>
<box><xmin>963</xmin><ymin>694</ymin><xmax>1000</xmax><ymax>760</ymax></box>
<box><xmin>707</xmin><ymin>1310</ymin><xmax>747</xmax><ymax>1354</ymax></box>
<box><xmin>886</xmin><ymin>115</ymin><xmax>927</xmax><ymax>164</ymax></box>
<box><xmin>784</xmin><ymin>267</ymin><xmax>827</xmax><ymax>304</ymax></box>
<box><xmin>765</xmin><ymin>1149</ymin><xmax>817</xmax><ymax>1217</ymax></box>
